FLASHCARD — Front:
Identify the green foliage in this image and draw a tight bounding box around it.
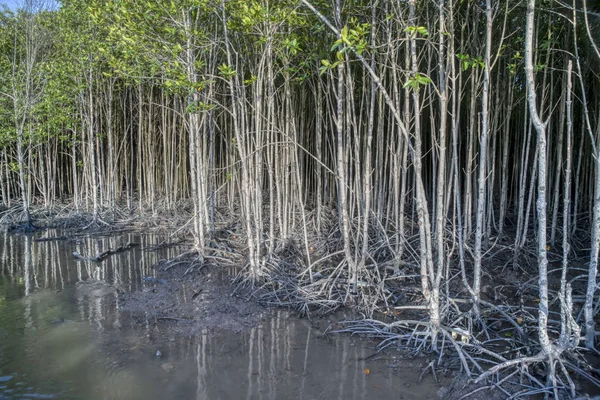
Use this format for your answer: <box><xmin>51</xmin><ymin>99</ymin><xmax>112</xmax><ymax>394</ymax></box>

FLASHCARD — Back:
<box><xmin>456</xmin><ymin>53</ymin><xmax>485</xmax><ymax>71</ymax></box>
<box><xmin>507</xmin><ymin>51</ymin><xmax>523</xmax><ymax>75</ymax></box>
<box><xmin>403</xmin><ymin>73</ymin><xmax>432</xmax><ymax>91</ymax></box>
<box><xmin>0</xmin><ymin>6</ymin><xmax>56</xmax><ymax>146</ymax></box>
<box><xmin>8</xmin><ymin>162</ymin><xmax>20</xmax><ymax>173</ymax></box>
<box><xmin>330</xmin><ymin>20</ymin><xmax>370</xmax><ymax>55</ymax></box>
<box><xmin>91</xmin><ymin>0</ymin><xmax>213</xmax><ymax>93</ymax></box>
<box><xmin>320</xmin><ymin>19</ymin><xmax>370</xmax><ymax>75</ymax></box>
<box><xmin>404</xmin><ymin>25</ymin><xmax>429</xmax><ymax>37</ymax></box>
<box><xmin>238</xmin><ymin>1</ymin><xmax>267</xmax><ymax>29</ymax></box>
<box><xmin>319</xmin><ymin>59</ymin><xmax>333</xmax><ymax>75</ymax></box>
<box><xmin>244</xmin><ymin>75</ymin><xmax>257</xmax><ymax>85</ymax></box>
<box><xmin>282</xmin><ymin>38</ymin><xmax>301</xmax><ymax>56</ymax></box>
<box><xmin>186</xmin><ymin>101</ymin><xmax>214</xmax><ymax>114</ymax></box>
<box><xmin>218</xmin><ymin>64</ymin><xmax>237</xmax><ymax>79</ymax></box>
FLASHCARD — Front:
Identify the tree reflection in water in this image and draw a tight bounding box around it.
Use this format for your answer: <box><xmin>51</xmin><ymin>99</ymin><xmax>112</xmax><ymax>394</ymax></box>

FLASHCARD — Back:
<box><xmin>0</xmin><ymin>232</ymin><xmax>440</xmax><ymax>399</ymax></box>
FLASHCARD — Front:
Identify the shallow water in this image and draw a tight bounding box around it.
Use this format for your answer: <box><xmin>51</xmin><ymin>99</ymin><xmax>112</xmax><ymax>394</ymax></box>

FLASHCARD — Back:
<box><xmin>0</xmin><ymin>231</ymin><xmax>441</xmax><ymax>400</ymax></box>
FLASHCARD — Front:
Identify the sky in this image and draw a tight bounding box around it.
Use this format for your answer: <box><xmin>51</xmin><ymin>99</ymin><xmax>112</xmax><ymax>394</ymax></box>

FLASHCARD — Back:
<box><xmin>0</xmin><ymin>0</ymin><xmax>59</xmax><ymax>11</ymax></box>
<box><xmin>0</xmin><ymin>0</ymin><xmax>19</xmax><ymax>10</ymax></box>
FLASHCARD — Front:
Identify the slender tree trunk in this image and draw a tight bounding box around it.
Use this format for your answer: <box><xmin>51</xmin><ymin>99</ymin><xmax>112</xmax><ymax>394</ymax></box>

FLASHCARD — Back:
<box><xmin>559</xmin><ymin>60</ymin><xmax>580</xmax><ymax>356</ymax></box>
<box><xmin>359</xmin><ymin>1</ymin><xmax>378</xmax><ymax>273</ymax></box>
<box><xmin>498</xmin><ymin>80</ymin><xmax>513</xmax><ymax>239</ymax></box>
<box><xmin>472</xmin><ymin>0</ymin><xmax>493</xmax><ymax>313</ymax></box>
<box><xmin>333</xmin><ymin>2</ymin><xmax>356</xmax><ymax>289</ymax></box>
<box><xmin>87</xmin><ymin>67</ymin><xmax>99</xmax><ymax>222</ymax></box>
<box><xmin>524</xmin><ymin>0</ymin><xmax>552</xmax><ymax>353</ymax></box>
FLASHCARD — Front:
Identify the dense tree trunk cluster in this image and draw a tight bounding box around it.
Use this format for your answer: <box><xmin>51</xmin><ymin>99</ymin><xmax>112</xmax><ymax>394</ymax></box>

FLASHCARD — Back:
<box><xmin>0</xmin><ymin>0</ymin><xmax>599</xmax><ymax>396</ymax></box>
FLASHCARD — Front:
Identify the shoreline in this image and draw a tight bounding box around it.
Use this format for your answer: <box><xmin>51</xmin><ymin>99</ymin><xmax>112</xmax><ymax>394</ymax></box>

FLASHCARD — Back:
<box><xmin>1</xmin><ymin>203</ymin><xmax>599</xmax><ymax>399</ymax></box>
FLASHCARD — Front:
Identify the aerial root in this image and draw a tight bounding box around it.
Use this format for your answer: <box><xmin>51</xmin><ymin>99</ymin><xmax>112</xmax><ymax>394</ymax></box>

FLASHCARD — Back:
<box><xmin>336</xmin><ymin>318</ymin><xmax>488</xmax><ymax>378</ymax></box>
<box><xmin>337</xmin><ymin>317</ymin><xmax>599</xmax><ymax>399</ymax></box>
<box><xmin>162</xmin><ymin>250</ymin><xmax>203</xmax><ymax>272</ymax></box>
<box><xmin>458</xmin><ymin>370</ymin><xmax>518</xmax><ymax>400</ymax></box>
<box><xmin>80</xmin><ymin>212</ymin><xmax>111</xmax><ymax>231</ymax></box>
<box><xmin>419</xmin><ymin>360</ymin><xmax>438</xmax><ymax>382</ymax></box>
<box><xmin>473</xmin><ymin>347</ymin><xmax>592</xmax><ymax>399</ymax></box>
<box><xmin>231</xmin><ymin>253</ymin><xmax>351</xmax><ymax>316</ymax></box>
<box><xmin>184</xmin><ymin>253</ymin><xmax>205</xmax><ymax>276</ymax></box>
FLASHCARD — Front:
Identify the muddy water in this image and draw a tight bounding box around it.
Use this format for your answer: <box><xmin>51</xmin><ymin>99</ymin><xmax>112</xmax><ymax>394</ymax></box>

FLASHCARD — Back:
<box><xmin>0</xmin><ymin>232</ymin><xmax>441</xmax><ymax>400</ymax></box>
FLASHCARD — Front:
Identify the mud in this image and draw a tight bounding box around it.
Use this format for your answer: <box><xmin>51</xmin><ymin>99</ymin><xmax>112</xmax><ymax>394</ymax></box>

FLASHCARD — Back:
<box><xmin>0</xmin><ymin>231</ymin><xmax>448</xmax><ymax>399</ymax></box>
<box><xmin>117</xmin><ymin>261</ymin><xmax>269</xmax><ymax>335</ymax></box>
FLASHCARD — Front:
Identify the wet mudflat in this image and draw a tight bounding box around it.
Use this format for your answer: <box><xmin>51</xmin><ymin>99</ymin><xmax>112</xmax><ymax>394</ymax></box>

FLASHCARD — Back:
<box><xmin>0</xmin><ymin>231</ymin><xmax>443</xmax><ymax>400</ymax></box>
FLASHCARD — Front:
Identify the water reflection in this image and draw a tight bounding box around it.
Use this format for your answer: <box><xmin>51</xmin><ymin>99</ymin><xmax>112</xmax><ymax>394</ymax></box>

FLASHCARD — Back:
<box><xmin>0</xmin><ymin>231</ymin><xmax>182</xmax><ymax>399</ymax></box>
<box><xmin>104</xmin><ymin>310</ymin><xmax>438</xmax><ymax>400</ymax></box>
<box><xmin>0</xmin><ymin>231</ymin><xmax>180</xmax><ymax>292</ymax></box>
<box><xmin>0</xmin><ymin>232</ymin><xmax>439</xmax><ymax>400</ymax></box>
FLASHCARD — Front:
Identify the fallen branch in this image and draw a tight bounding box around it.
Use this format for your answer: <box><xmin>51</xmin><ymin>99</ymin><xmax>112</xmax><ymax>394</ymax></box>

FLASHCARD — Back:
<box><xmin>72</xmin><ymin>241</ymin><xmax>139</xmax><ymax>262</ymax></box>
<box><xmin>34</xmin><ymin>235</ymin><xmax>70</xmax><ymax>242</ymax></box>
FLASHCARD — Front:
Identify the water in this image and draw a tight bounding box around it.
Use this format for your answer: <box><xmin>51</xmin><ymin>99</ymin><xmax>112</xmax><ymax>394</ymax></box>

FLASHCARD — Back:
<box><xmin>0</xmin><ymin>231</ymin><xmax>441</xmax><ymax>400</ymax></box>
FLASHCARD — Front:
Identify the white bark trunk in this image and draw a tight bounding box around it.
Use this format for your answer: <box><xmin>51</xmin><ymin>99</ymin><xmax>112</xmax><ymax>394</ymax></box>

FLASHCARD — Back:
<box><xmin>524</xmin><ymin>0</ymin><xmax>552</xmax><ymax>352</ymax></box>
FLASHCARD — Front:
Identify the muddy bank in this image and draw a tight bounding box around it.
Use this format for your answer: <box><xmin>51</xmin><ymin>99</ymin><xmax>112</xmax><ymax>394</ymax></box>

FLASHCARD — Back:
<box><xmin>117</xmin><ymin>259</ymin><xmax>268</xmax><ymax>335</ymax></box>
<box><xmin>115</xmin><ymin>253</ymin><xmax>360</xmax><ymax>337</ymax></box>
<box><xmin>0</xmin><ymin>230</ymin><xmax>449</xmax><ymax>400</ymax></box>
<box><xmin>112</xmin><ymin>246</ymin><xmax>456</xmax><ymax>399</ymax></box>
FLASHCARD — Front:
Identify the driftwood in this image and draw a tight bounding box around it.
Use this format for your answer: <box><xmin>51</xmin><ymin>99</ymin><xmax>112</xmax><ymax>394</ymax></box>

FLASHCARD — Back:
<box><xmin>72</xmin><ymin>242</ymin><xmax>139</xmax><ymax>262</ymax></box>
<box><xmin>34</xmin><ymin>235</ymin><xmax>70</xmax><ymax>242</ymax></box>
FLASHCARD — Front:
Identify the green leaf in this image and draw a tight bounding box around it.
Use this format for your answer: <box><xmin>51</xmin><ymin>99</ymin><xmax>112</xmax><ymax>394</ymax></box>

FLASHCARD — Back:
<box><xmin>416</xmin><ymin>26</ymin><xmax>429</xmax><ymax>37</ymax></box>
<box><xmin>218</xmin><ymin>63</ymin><xmax>236</xmax><ymax>79</ymax></box>
<box><xmin>415</xmin><ymin>74</ymin><xmax>431</xmax><ymax>84</ymax></box>
<box><xmin>186</xmin><ymin>103</ymin><xmax>199</xmax><ymax>114</ymax></box>
<box><xmin>331</xmin><ymin>39</ymin><xmax>342</xmax><ymax>52</ymax></box>
<box><xmin>404</xmin><ymin>73</ymin><xmax>431</xmax><ymax>92</ymax></box>
<box><xmin>341</xmin><ymin>25</ymin><xmax>348</xmax><ymax>39</ymax></box>
<box><xmin>403</xmin><ymin>78</ymin><xmax>418</xmax><ymax>91</ymax></box>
